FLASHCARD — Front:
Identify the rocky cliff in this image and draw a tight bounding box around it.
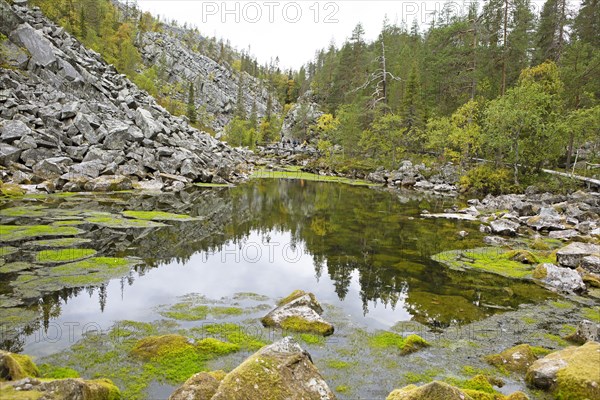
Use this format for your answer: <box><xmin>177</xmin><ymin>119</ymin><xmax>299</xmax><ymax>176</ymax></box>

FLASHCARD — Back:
<box><xmin>0</xmin><ymin>0</ymin><xmax>250</xmax><ymax>193</ymax></box>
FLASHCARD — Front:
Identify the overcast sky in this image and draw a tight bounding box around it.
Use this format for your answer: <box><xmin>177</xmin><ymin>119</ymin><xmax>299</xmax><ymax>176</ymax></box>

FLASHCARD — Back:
<box><xmin>137</xmin><ymin>1</ymin><xmax>545</xmax><ymax>70</ymax></box>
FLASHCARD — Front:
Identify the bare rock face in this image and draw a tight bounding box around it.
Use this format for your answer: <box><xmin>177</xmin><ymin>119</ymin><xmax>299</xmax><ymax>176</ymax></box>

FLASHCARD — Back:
<box><xmin>261</xmin><ymin>290</ymin><xmax>334</xmax><ymax>336</ymax></box>
<box><xmin>526</xmin><ymin>341</ymin><xmax>600</xmax><ymax>399</ymax></box>
<box><xmin>210</xmin><ymin>337</ymin><xmax>336</xmax><ymax>400</ymax></box>
<box><xmin>556</xmin><ymin>242</ymin><xmax>600</xmax><ymax>268</ymax></box>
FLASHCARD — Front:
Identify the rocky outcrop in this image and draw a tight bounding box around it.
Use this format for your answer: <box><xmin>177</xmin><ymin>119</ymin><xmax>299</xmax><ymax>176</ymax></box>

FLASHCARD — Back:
<box><xmin>0</xmin><ymin>0</ymin><xmax>249</xmax><ymax>192</ymax></box>
<box><xmin>280</xmin><ymin>91</ymin><xmax>323</xmax><ymax>141</ymax></box>
<box><xmin>209</xmin><ymin>337</ymin><xmax>336</xmax><ymax>400</ymax></box>
<box><xmin>532</xmin><ymin>263</ymin><xmax>587</xmax><ymax>294</ymax></box>
<box><xmin>566</xmin><ymin>320</ymin><xmax>600</xmax><ymax>343</ymax></box>
<box><xmin>137</xmin><ymin>29</ymin><xmax>278</xmax><ymax>132</ymax></box>
<box><xmin>526</xmin><ymin>342</ymin><xmax>600</xmax><ymax>399</ymax></box>
<box><xmin>556</xmin><ymin>242</ymin><xmax>600</xmax><ymax>269</ymax></box>
<box><xmin>261</xmin><ymin>290</ymin><xmax>334</xmax><ymax>336</ymax></box>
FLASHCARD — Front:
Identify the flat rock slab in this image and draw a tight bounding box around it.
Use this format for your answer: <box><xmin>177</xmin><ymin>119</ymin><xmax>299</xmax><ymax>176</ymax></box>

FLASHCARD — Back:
<box><xmin>420</xmin><ymin>213</ymin><xmax>477</xmax><ymax>221</ymax></box>
<box><xmin>556</xmin><ymin>242</ymin><xmax>600</xmax><ymax>268</ymax></box>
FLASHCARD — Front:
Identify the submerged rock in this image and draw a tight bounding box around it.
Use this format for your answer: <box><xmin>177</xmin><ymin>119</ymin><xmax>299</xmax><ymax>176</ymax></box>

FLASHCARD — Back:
<box><xmin>261</xmin><ymin>290</ymin><xmax>334</xmax><ymax>336</ymax></box>
<box><xmin>556</xmin><ymin>242</ymin><xmax>600</xmax><ymax>268</ymax></box>
<box><xmin>526</xmin><ymin>341</ymin><xmax>600</xmax><ymax>399</ymax></box>
<box><xmin>210</xmin><ymin>337</ymin><xmax>336</xmax><ymax>400</ymax></box>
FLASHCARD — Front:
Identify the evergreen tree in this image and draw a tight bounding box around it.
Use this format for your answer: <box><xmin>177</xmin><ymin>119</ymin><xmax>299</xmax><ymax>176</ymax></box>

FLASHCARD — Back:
<box><xmin>534</xmin><ymin>0</ymin><xmax>568</xmax><ymax>64</ymax></box>
<box><xmin>235</xmin><ymin>74</ymin><xmax>246</xmax><ymax>119</ymax></box>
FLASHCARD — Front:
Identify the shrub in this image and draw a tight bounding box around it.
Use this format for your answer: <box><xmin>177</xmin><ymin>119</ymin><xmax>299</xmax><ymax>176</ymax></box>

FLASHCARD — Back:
<box><xmin>459</xmin><ymin>165</ymin><xmax>516</xmax><ymax>195</ymax></box>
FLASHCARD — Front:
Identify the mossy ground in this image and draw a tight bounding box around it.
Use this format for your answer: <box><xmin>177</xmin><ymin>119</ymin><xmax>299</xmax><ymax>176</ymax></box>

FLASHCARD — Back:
<box><xmin>368</xmin><ymin>332</ymin><xmax>430</xmax><ymax>355</ymax></box>
<box><xmin>279</xmin><ymin>316</ymin><xmax>334</xmax><ymax>336</ymax></box>
<box><xmin>35</xmin><ymin>248</ymin><xmax>97</xmax><ymax>264</ymax></box>
<box><xmin>433</xmin><ymin>247</ymin><xmax>556</xmax><ymax>279</ymax></box>
<box><xmin>0</xmin><ymin>225</ymin><xmax>84</xmax><ymax>242</ymax></box>
<box><xmin>121</xmin><ymin>210</ymin><xmax>196</xmax><ymax>221</ymax></box>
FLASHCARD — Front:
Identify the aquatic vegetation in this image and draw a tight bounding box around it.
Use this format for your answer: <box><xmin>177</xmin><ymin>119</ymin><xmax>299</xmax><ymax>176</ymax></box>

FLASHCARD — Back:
<box><xmin>38</xmin><ymin>364</ymin><xmax>80</xmax><ymax>379</ymax></box>
<box><xmin>433</xmin><ymin>247</ymin><xmax>555</xmax><ymax>279</ymax></box>
<box><xmin>0</xmin><ymin>351</ymin><xmax>40</xmax><ymax>380</ymax></box>
<box><xmin>297</xmin><ymin>333</ymin><xmax>325</xmax><ymax>345</ymax></box>
<box><xmin>279</xmin><ymin>316</ymin><xmax>334</xmax><ymax>336</ymax></box>
<box><xmin>581</xmin><ymin>306</ymin><xmax>600</xmax><ymax>323</ymax></box>
<box><xmin>544</xmin><ymin>333</ymin><xmax>569</xmax><ymax>347</ymax></box>
<box><xmin>335</xmin><ymin>385</ymin><xmax>351</xmax><ymax>394</ymax></box>
<box><xmin>0</xmin><ymin>262</ymin><xmax>37</xmax><ymax>274</ymax></box>
<box><xmin>252</xmin><ymin>168</ymin><xmax>377</xmax><ymax>186</ymax></box>
<box><xmin>35</xmin><ymin>248</ymin><xmax>97</xmax><ymax>264</ymax></box>
<box><xmin>232</xmin><ymin>292</ymin><xmax>270</xmax><ymax>301</ymax></box>
<box><xmin>0</xmin><ymin>225</ymin><xmax>84</xmax><ymax>242</ymax></box>
<box><xmin>325</xmin><ymin>359</ymin><xmax>353</xmax><ymax>369</ymax></box>
<box><xmin>85</xmin><ymin>213</ymin><xmax>167</xmax><ymax>228</ymax></box>
<box><xmin>403</xmin><ymin>368</ymin><xmax>444</xmax><ymax>384</ymax></box>
<box><xmin>121</xmin><ymin>210</ymin><xmax>196</xmax><ymax>221</ymax></box>
<box><xmin>198</xmin><ymin>323</ymin><xmax>268</xmax><ymax>351</ymax></box>
<box><xmin>368</xmin><ymin>332</ymin><xmax>430</xmax><ymax>355</ymax></box>
<box><xmin>158</xmin><ymin>302</ymin><xmax>244</xmax><ymax>321</ymax></box>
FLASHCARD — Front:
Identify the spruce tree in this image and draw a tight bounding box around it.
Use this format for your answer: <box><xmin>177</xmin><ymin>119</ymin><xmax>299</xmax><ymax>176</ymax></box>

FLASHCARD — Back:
<box><xmin>186</xmin><ymin>82</ymin><xmax>197</xmax><ymax>124</ymax></box>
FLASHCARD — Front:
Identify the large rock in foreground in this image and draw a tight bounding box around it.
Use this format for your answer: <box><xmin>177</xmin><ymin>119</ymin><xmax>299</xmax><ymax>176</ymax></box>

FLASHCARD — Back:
<box><xmin>526</xmin><ymin>341</ymin><xmax>600</xmax><ymax>399</ymax></box>
<box><xmin>386</xmin><ymin>381</ymin><xmax>473</xmax><ymax>400</ymax></box>
<box><xmin>210</xmin><ymin>337</ymin><xmax>336</xmax><ymax>400</ymax></box>
<box><xmin>261</xmin><ymin>290</ymin><xmax>334</xmax><ymax>336</ymax></box>
<box><xmin>532</xmin><ymin>263</ymin><xmax>586</xmax><ymax>294</ymax></box>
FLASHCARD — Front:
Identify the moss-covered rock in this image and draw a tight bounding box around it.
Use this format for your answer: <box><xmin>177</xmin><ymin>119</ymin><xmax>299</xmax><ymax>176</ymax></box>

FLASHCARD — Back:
<box><xmin>485</xmin><ymin>344</ymin><xmax>539</xmax><ymax>373</ymax></box>
<box><xmin>0</xmin><ymin>225</ymin><xmax>84</xmax><ymax>242</ymax></box>
<box><xmin>0</xmin><ymin>350</ymin><xmax>39</xmax><ymax>380</ymax></box>
<box><xmin>386</xmin><ymin>381</ymin><xmax>474</xmax><ymax>400</ymax></box>
<box><xmin>368</xmin><ymin>332</ymin><xmax>430</xmax><ymax>355</ymax></box>
<box><xmin>506</xmin><ymin>250</ymin><xmax>539</xmax><ymax>264</ymax></box>
<box><xmin>38</xmin><ymin>378</ymin><xmax>121</xmax><ymax>400</ymax></box>
<box><xmin>261</xmin><ymin>290</ymin><xmax>334</xmax><ymax>336</ymax></box>
<box><xmin>168</xmin><ymin>371</ymin><xmax>224</xmax><ymax>400</ymax></box>
<box><xmin>34</xmin><ymin>248</ymin><xmax>97</xmax><ymax>264</ymax></box>
<box><xmin>210</xmin><ymin>337</ymin><xmax>336</xmax><ymax>400</ymax></box>
<box><xmin>526</xmin><ymin>341</ymin><xmax>600</xmax><ymax>399</ymax></box>
<box><xmin>121</xmin><ymin>210</ymin><xmax>197</xmax><ymax>221</ymax></box>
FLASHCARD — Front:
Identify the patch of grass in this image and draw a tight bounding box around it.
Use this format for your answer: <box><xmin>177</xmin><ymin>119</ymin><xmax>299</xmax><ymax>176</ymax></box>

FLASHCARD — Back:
<box><xmin>581</xmin><ymin>307</ymin><xmax>600</xmax><ymax>323</ymax></box>
<box><xmin>297</xmin><ymin>333</ymin><xmax>325</xmax><ymax>345</ymax></box>
<box><xmin>279</xmin><ymin>316</ymin><xmax>334</xmax><ymax>336</ymax></box>
<box><xmin>35</xmin><ymin>248</ymin><xmax>97</xmax><ymax>264</ymax></box>
<box><xmin>198</xmin><ymin>323</ymin><xmax>268</xmax><ymax>351</ymax></box>
<box><xmin>325</xmin><ymin>360</ymin><xmax>352</xmax><ymax>369</ymax></box>
<box><xmin>121</xmin><ymin>210</ymin><xmax>196</xmax><ymax>221</ymax></box>
<box><xmin>252</xmin><ymin>168</ymin><xmax>377</xmax><ymax>186</ymax></box>
<box><xmin>544</xmin><ymin>333</ymin><xmax>569</xmax><ymax>347</ymax></box>
<box><xmin>335</xmin><ymin>385</ymin><xmax>351</xmax><ymax>394</ymax></box>
<box><xmin>27</xmin><ymin>238</ymin><xmax>92</xmax><ymax>248</ymax></box>
<box><xmin>433</xmin><ymin>247</ymin><xmax>555</xmax><ymax>279</ymax></box>
<box><xmin>550</xmin><ymin>300</ymin><xmax>573</xmax><ymax>309</ymax></box>
<box><xmin>368</xmin><ymin>332</ymin><xmax>430</xmax><ymax>355</ymax></box>
<box><xmin>158</xmin><ymin>303</ymin><xmax>244</xmax><ymax>321</ymax></box>
<box><xmin>0</xmin><ymin>225</ymin><xmax>84</xmax><ymax>242</ymax></box>
<box><xmin>38</xmin><ymin>364</ymin><xmax>80</xmax><ymax>378</ymax></box>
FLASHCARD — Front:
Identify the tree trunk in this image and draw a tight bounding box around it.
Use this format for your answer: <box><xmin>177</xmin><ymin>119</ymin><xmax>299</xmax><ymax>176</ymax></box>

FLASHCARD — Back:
<box><xmin>501</xmin><ymin>0</ymin><xmax>509</xmax><ymax>96</ymax></box>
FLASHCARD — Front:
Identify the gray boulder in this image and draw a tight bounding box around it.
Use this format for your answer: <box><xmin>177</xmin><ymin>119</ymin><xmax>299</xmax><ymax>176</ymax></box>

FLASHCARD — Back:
<box><xmin>533</xmin><ymin>263</ymin><xmax>586</xmax><ymax>294</ymax></box>
<box><xmin>83</xmin><ymin>175</ymin><xmax>132</xmax><ymax>192</ymax></box>
<box><xmin>0</xmin><ymin>143</ymin><xmax>22</xmax><ymax>166</ymax></box>
<box><xmin>135</xmin><ymin>108</ymin><xmax>164</xmax><ymax>139</ymax></box>
<box><xmin>490</xmin><ymin>219</ymin><xmax>520</xmax><ymax>236</ymax></box>
<box><xmin>556</xmin><ymin>242</ymin><xmax>600</xmax><ymax>268</ymax></box>
<box><xmin>1</xmin><ymin>120</ymin><xmax>32</xmax><ymax>141</ymax></box>
<box><xmin>10</xmin><ymin>23</ymin><xmax>57</xmax><ymax>68</ymax></box>
<box><xmin>32</xmin><ymin>157</ymin><xmax>72</xmax><ymax>179</ymax></box>
<box><xmin>581</xmin><ymin>255</ymin><xmax>600</xmax><ymax>274</ymax></box>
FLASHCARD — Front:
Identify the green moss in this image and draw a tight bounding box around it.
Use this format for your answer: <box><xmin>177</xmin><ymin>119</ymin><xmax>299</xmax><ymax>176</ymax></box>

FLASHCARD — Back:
<box><xmin>0</xmin><ymin>225</ymin><xmax>84</xmax><ymax>242</ymax></box>
<box><xmin>554</xmin><ymin>343</ymin><xmax>600</xmax><ymax>400</ymax></box>
<box><xmin>531</xmin><ymin>238</ymin><xmax>550</xmax><ymax>250</ymax></box>
<box><xmin>27</xmin><ymin>238</ymin><xmax>92</xmax><ymax>248</ymax></box>
<box><xmin>278</xmin><ymin>289</ymin><xmax>311</xmax><ymax>305</ymax></box>
<box><xmin>51</xmin><ymin>220</ymin><xmax>85</xmax><ymax>226</ymax></box>
<box><xmin>550</xmin><ymin>300</ymin><xmax>573</xmax><ymax>310</ymax></box>
<box><xmin>581</xmin><ymin>307</ymin><xmax>600</xmax><ymax>323</ymax></box>
<box><xmin>38</xmin><ymin>364</ymin><xmax>80</xmax><ymax>379</ymax></box>
<box><xmin>35</xmin><ymin>248</ymin><xmax>97</xmax><ymax>264</ymax></box>
<box><xmin>87</xmin><ymin>378</ymin><xmax>122</xmax><ymax>400</ymax></box>
<box><xmin>158</xmin><ymin>302</ymin><xmax>243</xmax><ymax>321</ymax></box>
<box><xmin>280</xmin><ymin>316</ymin><xmax>334</xmax><ymax>336</ymax></box>
<box><xmin>532</xmin><ymin>264</ymin><xmax>548</xmax><ymax>279</ymax></box>
<box><xmin>521</xmin><ymin>316</ymin><xmax>537</xmax><ymax>325</ymax></box>
<box><xmin>85</xmin><ymin>214</ymin><xmax>167</xmax><ymax>229</ymax></box>
<box><xmin>0</xmin><ymin>184</ymin><xmax>26</xmax><ymax>197</ymax></box>
<box><xmin>325</xmin><ymin>360</ymin><xmax>352</xmax><ymax>369</ymax></box>
<box><xmin>506</xmin><ymin>250</ymin><xmax>539</xmax><ymax>264</ymax></box>
<box><xmin>0</xmin><ymin>246</ymin><xmax>18</xmax><ymax>257</ymax></box>
<box><xmin>121</xmin><ymin>210</ymin><xmax>196</xmax><ymax>221</ymax></box>
<box><xmin>48</xmin><ymin>257</ymin><xmax>136</xmax><ymax>277</ymax></box>
<box><xmin>544</xmin><ymin>333</ymin><xmax>569</xmax><ymax>347</ymax></box>
<box><xmin>0</xmin><ymin>206</ymin><xmax>47</xmax><ymax>217</ymax></box>
<box><xmin>252</xmin><ymin>168</ymin><xmax>377</xmax><ymax>186</ymax></box>
<box><xmin>369</xmin><ymin>332</ymin><xmax>430</xmax><ymax>355</ymax></box>
<box><xmin>195</xmin><ymin>338</ymin><xmax>239</xmax><ymax>356</ymax></box>
<box><xmin>199</xmin><ymin>323</ymin><xmax>267</xmax><ymax>351</ymax></box>
<box><xmin>335</xmin><ymin>385</ymin><xmax>351</xmax><ymax>394</ymax></box>
<box><xmin>298</xmin><ymin>333</ymin><xmax>325</xmax><ymax>345</ymax></box>
<box><xmin>0</xmin><ymin>351</ymin><xmax>40</xmax><ymax>380</ymax></box>
<box><xmin>485</xmin><ymin>344</ymin><xmax>538</xmax><ymax>373</ymax></box>
<box><xmin>433</xmin><ymin>247</ymin><xmax>554</xmax><ymax>279</ymax></box>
